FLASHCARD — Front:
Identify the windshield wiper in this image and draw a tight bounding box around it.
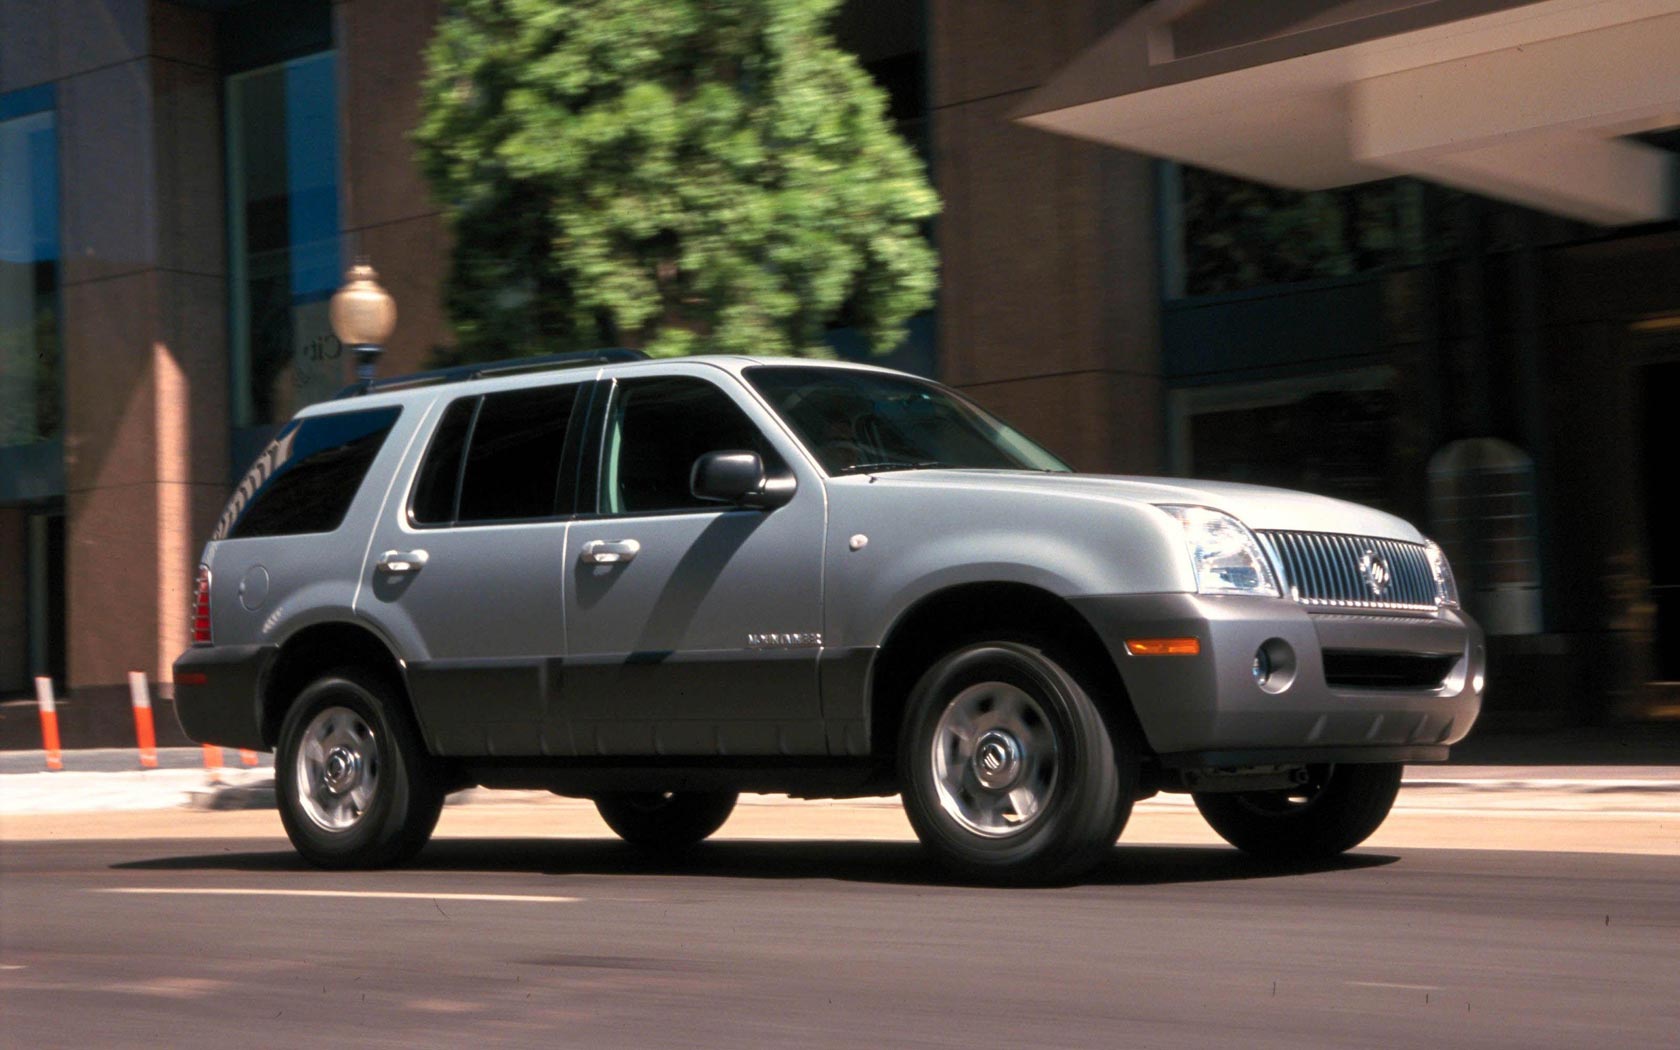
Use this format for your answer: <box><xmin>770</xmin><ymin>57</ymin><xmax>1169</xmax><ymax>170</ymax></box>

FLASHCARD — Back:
<box><xmin>833</xmin><ymin>460</ymin><xmax>949</xmax><ymax>476</ymax></box>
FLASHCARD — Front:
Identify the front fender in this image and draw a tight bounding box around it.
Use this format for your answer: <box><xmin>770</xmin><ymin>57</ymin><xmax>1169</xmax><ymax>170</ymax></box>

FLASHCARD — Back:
<box><xmin>821</xmin><ymin>478</ymin><xmax>1193</xmax><ymax>647</ymax></box>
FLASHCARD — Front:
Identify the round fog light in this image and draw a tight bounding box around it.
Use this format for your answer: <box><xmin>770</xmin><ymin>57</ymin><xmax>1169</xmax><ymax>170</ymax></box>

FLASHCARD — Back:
<box><xmin>1253</xmin><ymin>638</ymin><xmax>1297</xmax><ymax>695</ymax></box>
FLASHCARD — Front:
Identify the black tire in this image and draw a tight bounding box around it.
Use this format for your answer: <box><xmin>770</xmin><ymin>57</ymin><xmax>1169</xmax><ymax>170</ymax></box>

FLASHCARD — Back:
<box><xmin>1192</xmin><ymin>762</ymin><xmax>1402</xmax><ymax>860</ymax></box>
<box><xmin>898</xmin><ymin>641</ymin><xmax>1137</xmax><ymax>885</ymax></box>
<box><xmin>594</xmin><ymin>791</ymin><xmax>738</xmax><ymax>849</ymax></box>
<box><xmin>275</xmin><ymin>670</ymin><xmax>444</xmax><ymax>869</ymax></box>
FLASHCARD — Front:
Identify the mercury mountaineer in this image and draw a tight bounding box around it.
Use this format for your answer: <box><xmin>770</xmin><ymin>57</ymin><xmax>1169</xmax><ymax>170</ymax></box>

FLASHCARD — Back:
<box><xmin>174</xmin><ymin>350</ymin><xmax>1482</xmax><ymax>883</ymax></box>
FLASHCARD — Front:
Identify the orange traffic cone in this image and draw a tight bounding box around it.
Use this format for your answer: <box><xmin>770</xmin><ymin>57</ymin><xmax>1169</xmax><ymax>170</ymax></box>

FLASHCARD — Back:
<box><xmin>35</xmin><ymin>676</ymin><xmax>62</xmax><ymax>771</ymax></box>
<box><xmin>128</xmin><ymin>671</ymin><xmax>158</xmax><ymax>769</ymax></box>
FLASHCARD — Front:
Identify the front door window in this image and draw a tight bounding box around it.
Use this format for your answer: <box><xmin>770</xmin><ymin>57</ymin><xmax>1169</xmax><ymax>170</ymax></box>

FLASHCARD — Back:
<box><xmin>598</xmin><ymin>375</ymin><xmax>782</xmax><ymax>515</ymax></box>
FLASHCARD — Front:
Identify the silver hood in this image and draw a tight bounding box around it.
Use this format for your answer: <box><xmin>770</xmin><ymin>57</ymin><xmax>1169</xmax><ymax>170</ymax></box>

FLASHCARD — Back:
<box><xmin>849</xmin><ymin>470</ymin><xmax>1428</xmax><ymax>543</ymax></box>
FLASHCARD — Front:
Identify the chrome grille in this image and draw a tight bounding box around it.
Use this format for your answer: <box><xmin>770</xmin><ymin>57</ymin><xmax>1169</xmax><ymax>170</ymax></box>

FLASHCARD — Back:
<box><xmin>1258</xmin><ymin>530</ymin><xmax>1439</xmax><ymax>612</ymax></box>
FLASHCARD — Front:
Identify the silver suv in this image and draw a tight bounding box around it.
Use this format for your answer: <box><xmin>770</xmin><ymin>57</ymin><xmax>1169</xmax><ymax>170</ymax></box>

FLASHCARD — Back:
<box><xmin>175</xmin><ymin>350</ymin><xmax>1483</xmax><ymax>883</ymax></box>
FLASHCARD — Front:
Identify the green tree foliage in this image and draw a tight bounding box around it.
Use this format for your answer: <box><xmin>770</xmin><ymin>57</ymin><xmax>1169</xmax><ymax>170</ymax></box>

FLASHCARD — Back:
<box><xmin>415</xmin><ymin>0</ymin><xmax>939</xmax><ymax>361</ymax></box>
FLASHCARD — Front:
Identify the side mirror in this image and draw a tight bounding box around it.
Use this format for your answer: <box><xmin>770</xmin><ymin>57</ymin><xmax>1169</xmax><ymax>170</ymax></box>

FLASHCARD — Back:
<box><xmin>690</xmin><ymin>450</ymin><xmax>795</xmax><ymax>509</ymax></box>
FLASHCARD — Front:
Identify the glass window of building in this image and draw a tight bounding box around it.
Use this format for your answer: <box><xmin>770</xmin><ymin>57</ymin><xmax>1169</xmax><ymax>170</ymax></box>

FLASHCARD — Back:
<box><xmin>227</xmin><ymin>51</ymin><xmax>344</xmax><ymax>426</ymax></box>
<box><xmin>1172</xmin><ymin>369</ymin><xmax>1405</xmax><ymax>515</ymax></box>
<box><xmin>1164</xmin><ymin>165</ymin><xmax>1423</xmax><ymax>299</ymax></box>
<box><xmin>0</xmin><ymin>92</ymin><xmax>61</xmax><ymax>448</ymax></box>
<box><xmin>1429</xmin><ymin>438</ymin><xmax>1542</xmax><ymax>637</ymax></box>
<box><xmin>1163</xmin><ymin>164</ymin><xmax>1603</xmax><ymax>300</ymax></box>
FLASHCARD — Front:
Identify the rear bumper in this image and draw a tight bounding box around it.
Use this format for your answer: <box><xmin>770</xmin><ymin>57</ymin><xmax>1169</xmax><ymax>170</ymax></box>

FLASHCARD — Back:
<box><xmin>1071</xmin><ymin>593</ymin><xmax>1483</xmax><ymax>762</ymax></box>
<box><xmin>171</xmin><ymin>644</ymin><xmax>276</xmax><ymax>750</ymax></box>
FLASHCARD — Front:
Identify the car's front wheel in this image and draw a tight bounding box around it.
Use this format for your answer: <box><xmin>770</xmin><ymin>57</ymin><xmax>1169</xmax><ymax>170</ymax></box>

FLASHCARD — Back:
<box><xmin>275</xmin><ymin>671</ymin><xmax>444</xmax><ymax>869</ymax></box>
<box><xmin>1192</xmin><ymin>762</ymin><xmax>1402</xmax><ymax>860</ymax></box>
<box><xmin>594</xmin><ymin>791</ymin><xmax>738</xmax><ymax>849</ymax></box>
<box><xmin>898</xmin><ymin>641</ymin><xmax>1135</xmax><ymax>885</ymax></box>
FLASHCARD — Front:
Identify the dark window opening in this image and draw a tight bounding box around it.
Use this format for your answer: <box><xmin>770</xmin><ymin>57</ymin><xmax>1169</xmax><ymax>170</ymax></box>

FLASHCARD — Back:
<box><xmin>409</xmin><ymin>397</ymin><xmax>478</xmax><ymax>526</ymax></box>
<box><xmin>226</xmin><ymin>48</ymin><xmax>343</xmax><ymax>425</ymax></box>
<box><xmin>1188</xmin><ymin>388</ymin><xmax>1399</xmax><ymax>514</ymax></box>
<box><xmin>220</xmin><ymin>406</ymin><xmax>401</xmax><ymax>539</ymax></box>
<box><xmin>600</xmin><ymin>377</ymin><xmax>779</xmax><ymax>515</ymax></box>
<box><xmin>1642</xmin><ymin>361</ymin><xmax>1680</xmax><ymax>679</ymax></box>
<box><xmin>747</xmin><ymin>366</ymin><xmax>1066</xmax><ymax>476</ymax></box>
<box><xmin>0</xmin><ymin>99</ymin><xmax>61</xmax><ymax>447</ymax></box>
<box><xmin>41</xmin><ymin>511</ymin><xmax>63</xmax><ymax>684</ymax></box>
<box><xmin>454</xmin><ymin>384</ymin><xmax>579</xmax><ymax>523</ymax></box>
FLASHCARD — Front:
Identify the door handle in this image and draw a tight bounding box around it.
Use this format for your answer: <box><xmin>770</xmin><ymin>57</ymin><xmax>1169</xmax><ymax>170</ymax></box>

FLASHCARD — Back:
<box><xmin>580</xmin><ymin>539</ymin><xmax>640</xmax><ymax>565</ymax></box>
<box><xmin>375</xmin><ymin>549</ymin><xmax>429</xmax><ymax>575</ymax></box>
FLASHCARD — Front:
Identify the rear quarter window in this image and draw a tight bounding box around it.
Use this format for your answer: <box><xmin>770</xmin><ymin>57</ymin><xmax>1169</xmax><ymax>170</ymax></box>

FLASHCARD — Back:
<box><xmin>213</xmin><ymin>406</ymin><xmax>402</xmax><ymax>540</ymax></box>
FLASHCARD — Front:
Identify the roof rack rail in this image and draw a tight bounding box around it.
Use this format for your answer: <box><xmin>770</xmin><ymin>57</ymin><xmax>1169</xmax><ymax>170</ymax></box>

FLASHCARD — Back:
<box><xmin>333</xmin><ymin>347</ymin><xmax>648</xmax><ymax>399</ymax></box>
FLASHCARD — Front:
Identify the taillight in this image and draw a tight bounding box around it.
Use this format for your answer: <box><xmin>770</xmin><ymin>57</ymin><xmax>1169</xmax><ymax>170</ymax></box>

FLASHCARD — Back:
<box><xmin>192</xmin><ymin>565</ymin><xmax>212</xmax><ymax>644</ymax></box>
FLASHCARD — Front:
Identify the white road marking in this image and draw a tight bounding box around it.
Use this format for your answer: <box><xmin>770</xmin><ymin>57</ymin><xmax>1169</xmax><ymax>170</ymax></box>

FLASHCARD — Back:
<box><xmin>95</xmin><ymin>888</ymin><xmax>579</xmax><ymax>903</ymax></box>
<box><xmin>1346</xmin><ymin>981</ymin><xmax>1443</xmax><ymax>991</ymax></box>
<box><xmin>0</xmin><ymin>964</ymin><xmax>26</xmax><ymax>971</ymax></box>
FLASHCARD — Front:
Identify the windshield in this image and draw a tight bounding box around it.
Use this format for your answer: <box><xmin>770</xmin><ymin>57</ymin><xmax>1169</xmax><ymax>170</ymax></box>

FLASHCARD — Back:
<box><xmin>745</xmin><ymin>366</ymin><xmax>1070</xmax><ymax>476</ymax></box>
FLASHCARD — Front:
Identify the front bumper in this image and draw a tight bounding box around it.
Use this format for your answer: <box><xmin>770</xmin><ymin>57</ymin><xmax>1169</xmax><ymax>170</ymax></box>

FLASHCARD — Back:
<box><xmin>1071</xmin><ymin>593</ymin><xmax>1483</xmax><ymax>765</ymax></box>
<box><xmin>171</xmin><ymin>644</ymin><xmax>276</xmax><ymax>750</ymax></box>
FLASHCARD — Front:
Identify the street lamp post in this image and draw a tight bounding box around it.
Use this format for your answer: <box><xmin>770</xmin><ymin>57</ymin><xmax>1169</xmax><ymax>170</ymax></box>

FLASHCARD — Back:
<box><xmin>329</xmin><ymin>260</ymin><xmax>397</xmax><ymax>385</ymax></box>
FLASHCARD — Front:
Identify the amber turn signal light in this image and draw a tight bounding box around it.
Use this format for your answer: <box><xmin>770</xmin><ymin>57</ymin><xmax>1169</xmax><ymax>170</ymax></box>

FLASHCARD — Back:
<box><xmin>1124</xmin><ymin>637</ymin><xmax>1201</xmax><ymax>656</ymax></box>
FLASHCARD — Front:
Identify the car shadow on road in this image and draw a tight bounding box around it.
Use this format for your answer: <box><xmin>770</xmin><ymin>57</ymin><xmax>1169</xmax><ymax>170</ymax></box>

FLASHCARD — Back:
<box><xmin>112</xmin><ymin>838</ymin><xmax>1398</xmax><ymax>888</ymax></box>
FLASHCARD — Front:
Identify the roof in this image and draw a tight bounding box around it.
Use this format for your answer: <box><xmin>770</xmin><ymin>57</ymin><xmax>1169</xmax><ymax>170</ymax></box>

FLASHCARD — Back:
<box><xmin>301</xmin><ymin>353</ymin><xmax>912</xmax><ymax>417</ymax></box>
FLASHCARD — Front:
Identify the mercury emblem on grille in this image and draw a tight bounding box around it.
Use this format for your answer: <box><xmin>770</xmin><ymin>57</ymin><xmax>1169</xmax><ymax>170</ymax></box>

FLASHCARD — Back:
<box><xmin>1358</xmin><ymin>549</ymin><xmax>1391</xmax><ymax>598</ymax></box>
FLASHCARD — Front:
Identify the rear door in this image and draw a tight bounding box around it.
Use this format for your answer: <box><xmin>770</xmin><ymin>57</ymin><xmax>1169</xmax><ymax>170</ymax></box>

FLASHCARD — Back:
<box><xmin>360</xmin><ymin>378</ymin><xmax>589</xmax><ymax>756</ymax></box>
<box><xmin>563</xmin><ymin>367</ymin><xmax>828</xmax><ymax>756</ymax></box>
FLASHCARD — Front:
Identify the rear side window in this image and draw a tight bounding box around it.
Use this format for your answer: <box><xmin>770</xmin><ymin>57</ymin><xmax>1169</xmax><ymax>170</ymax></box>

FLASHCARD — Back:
<box><xmin>214</xmin><ymin>407</ymin><xmax>401</xmax><ymax>540</ymax></box>
<box><xmin>409</xmin><ymin>383</ymin><xmax>581</xmax><ymax>527</ymax></box>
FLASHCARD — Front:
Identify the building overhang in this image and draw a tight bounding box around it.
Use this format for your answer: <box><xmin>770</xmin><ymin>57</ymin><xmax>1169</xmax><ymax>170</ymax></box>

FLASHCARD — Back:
<box><xmin>1014</xmin><ymin>0</ymin><xmax>1680</xmax><ymax>226</ymax></box>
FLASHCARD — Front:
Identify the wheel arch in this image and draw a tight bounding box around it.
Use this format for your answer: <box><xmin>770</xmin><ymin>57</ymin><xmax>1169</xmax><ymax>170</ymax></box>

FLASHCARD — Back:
<box><xmin>867</xmin><ymin>582</ymin><xmax>1147</xmax><ymax>766</ymax></box>
<box><xmin>261</xmin><ymin>620</ymin><xmax>412</xmax><ymax>749</ymax></box>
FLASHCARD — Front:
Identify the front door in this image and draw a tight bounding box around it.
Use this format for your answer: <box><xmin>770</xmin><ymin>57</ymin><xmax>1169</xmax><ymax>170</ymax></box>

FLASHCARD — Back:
<box><xmin>362</xmin><ymin>379</ymin><xmax>588</xmax><ymax>755</ymax></box>
<box><xmin>564</xmin><ymin>369</ymin><xmax>826</xmax><ymax>756</ymax></box>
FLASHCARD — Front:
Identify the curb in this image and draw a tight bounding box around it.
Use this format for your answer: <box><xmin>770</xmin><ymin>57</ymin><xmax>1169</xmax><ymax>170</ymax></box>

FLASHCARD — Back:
<box><xmin>186</xmin><ymin>779</ymin><xmax>278</xmax><ymax>811</ymax></box>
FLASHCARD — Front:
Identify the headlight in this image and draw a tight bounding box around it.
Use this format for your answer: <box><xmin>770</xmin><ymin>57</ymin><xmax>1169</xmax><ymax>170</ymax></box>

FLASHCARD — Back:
<box><xmin>1160</xmin><ymin>506</ymin><xmax>1280</xmax><ymax>598</ymax></box>
<box><xmin>1424</xmin><ymin>540</ymin><xmax>1459</xmax><ymax>608</ymax></box>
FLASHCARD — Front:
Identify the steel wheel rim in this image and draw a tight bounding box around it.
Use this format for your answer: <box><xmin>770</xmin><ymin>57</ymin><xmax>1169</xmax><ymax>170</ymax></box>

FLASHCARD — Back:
<box><xmin>295</xmin><ymin>705</ymin><xmax>380</xmax><ymax>832</ymax></box>
<box><xmin>930</xmin><ymin>680</ymin><xmax>1059</xmax><ymax>838</ymax></box>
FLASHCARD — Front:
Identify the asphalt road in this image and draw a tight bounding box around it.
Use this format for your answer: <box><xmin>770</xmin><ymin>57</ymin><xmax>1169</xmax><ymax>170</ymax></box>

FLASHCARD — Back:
<box><xmin>2</xmin><ymin>837</ymin><xmax>1677</xmax><ymax>1049</ymax></box>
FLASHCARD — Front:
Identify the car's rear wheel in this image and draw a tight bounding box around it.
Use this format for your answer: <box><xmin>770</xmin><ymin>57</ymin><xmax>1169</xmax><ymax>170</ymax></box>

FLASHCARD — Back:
<box><xmin>899</xmin><ymin>641</ymin><xmax>1135</xmax><ymax>885</ymax></box>
<box><xmin>275</xmin><ymin>670</ymin><xmax>444</xmax><ymax>869</ymax></box>
<box><xmin>594</xmin><ymin>791</ymin><xmax>738</xmax><ymax>849</ymax></box>
<box><xmin>1192</xmin><ymin>762</ymin><xmax>1402</xmax><ymax>860</ymax></box>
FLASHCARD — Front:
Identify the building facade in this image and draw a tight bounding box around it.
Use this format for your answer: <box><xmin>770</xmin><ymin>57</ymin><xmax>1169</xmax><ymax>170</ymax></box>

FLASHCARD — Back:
<box><xmin>0</xmin><ymin>0</ymin><xmax>1676</xmax><ymax>735</ymax></box>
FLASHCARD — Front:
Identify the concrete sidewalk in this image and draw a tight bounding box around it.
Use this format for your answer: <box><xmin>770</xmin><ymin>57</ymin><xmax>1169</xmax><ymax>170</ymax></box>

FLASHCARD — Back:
<box><xmin>2</xmin><ymin>747</ymin><xmax>1676</xmax><ymax>818</ymax></box>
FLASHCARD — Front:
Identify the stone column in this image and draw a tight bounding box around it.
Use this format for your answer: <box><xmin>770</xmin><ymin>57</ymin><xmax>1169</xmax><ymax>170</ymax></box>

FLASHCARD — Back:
<box><xmin>58</xmin><ymin>0</ymin><xmax>228</xmax><ymax>693</ymax></box>
<box><xmin>929</xmin><ymin>0</ymin><xmax>1162</xmax><ymax>473</ymax></box>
